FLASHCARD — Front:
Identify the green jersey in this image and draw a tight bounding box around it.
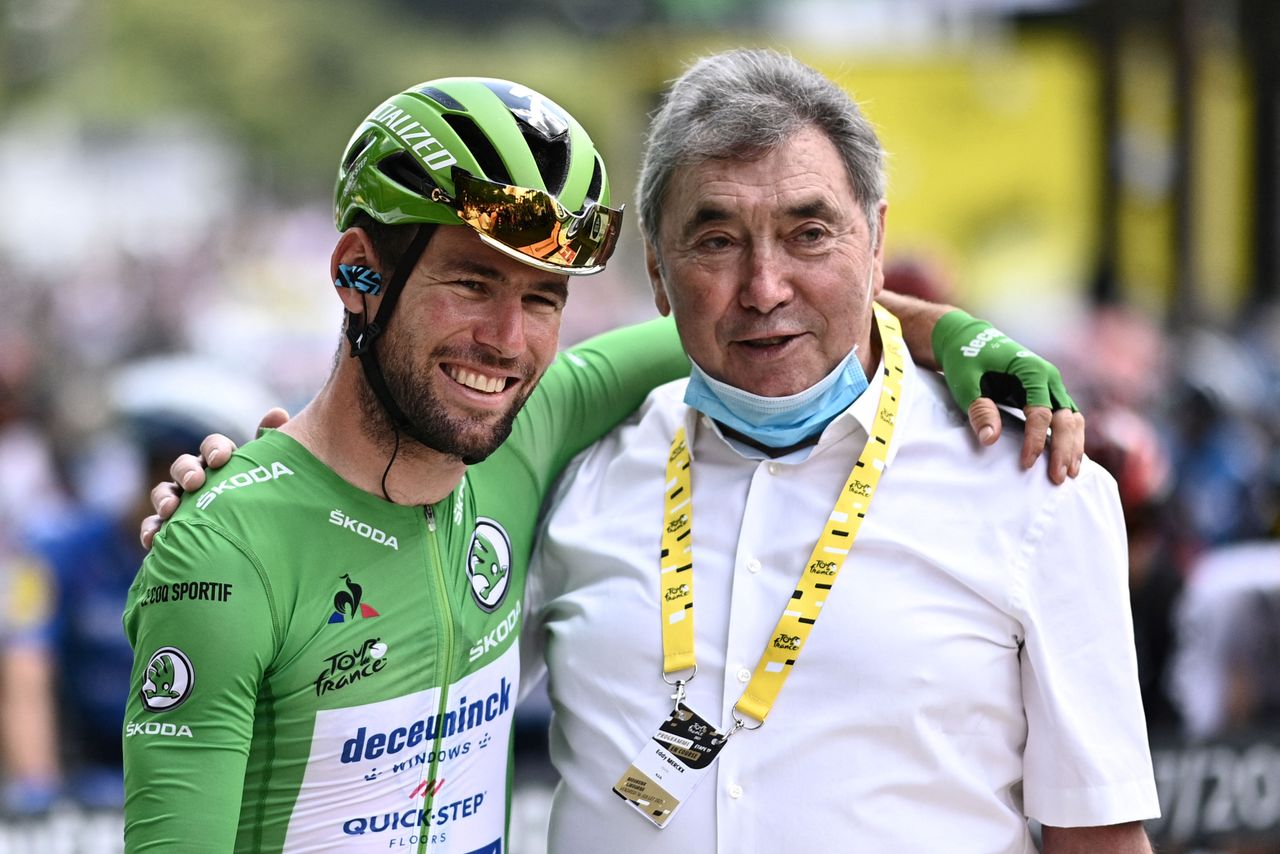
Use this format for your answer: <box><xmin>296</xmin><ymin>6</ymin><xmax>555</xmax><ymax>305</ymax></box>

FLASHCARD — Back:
<box><xmin>122</xmin><ymin>319</ymin><xmax>687</xmax><ymax>853</ymax></box>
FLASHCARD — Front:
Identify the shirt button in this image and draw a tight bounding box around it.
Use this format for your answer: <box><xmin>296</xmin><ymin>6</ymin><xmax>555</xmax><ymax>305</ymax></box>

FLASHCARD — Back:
<box><xmin>729</xmin><ymin>783</ymin><xmax>744</xmax><ymax>799</ymax></box>
<box><xmin>767</xmin><ymin>462</ymin><xmax>781</xmax><ymax>475</ymax></box>
<box><xmin>736</xmin><ymin>667</ymin><xmax>751</xmax><ymax>683</ymax></box>
<box><xmin>746</xmin><ymin>558</ymin><xmax>761</xmax><ymax>574</ymax></box>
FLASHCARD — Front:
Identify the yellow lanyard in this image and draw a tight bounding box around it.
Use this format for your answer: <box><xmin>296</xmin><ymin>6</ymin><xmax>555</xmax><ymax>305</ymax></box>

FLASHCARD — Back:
<box><xmin>659</xmin><ymin>303</ymin><xmax>906</xmax><ymax>727</ymax></box>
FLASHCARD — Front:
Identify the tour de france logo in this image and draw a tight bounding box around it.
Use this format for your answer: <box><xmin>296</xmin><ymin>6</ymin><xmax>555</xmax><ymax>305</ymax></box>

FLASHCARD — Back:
<box><xmin>466</xmin><ymin>518</ymin><xmax>512</xmax><ymax>613</ymax></box>
<box><xmin>140</xmin><ymin>646</ymin><xmax>195</xmax><ymax>713</ymax></box>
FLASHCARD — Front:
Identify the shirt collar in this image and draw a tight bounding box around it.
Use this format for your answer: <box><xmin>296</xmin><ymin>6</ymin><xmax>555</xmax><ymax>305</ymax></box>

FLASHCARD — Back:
<box><xmin>681</xmin><ymin>348</ymin><xmax>916</xmax><ymax>467</ymax></box>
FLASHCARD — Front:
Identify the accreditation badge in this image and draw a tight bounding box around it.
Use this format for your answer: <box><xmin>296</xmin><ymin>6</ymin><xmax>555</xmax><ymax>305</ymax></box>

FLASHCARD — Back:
<box><xmin>611</xmin><ymin>703</ymin><xmax>729</xmax><ymax>828</ymax></box>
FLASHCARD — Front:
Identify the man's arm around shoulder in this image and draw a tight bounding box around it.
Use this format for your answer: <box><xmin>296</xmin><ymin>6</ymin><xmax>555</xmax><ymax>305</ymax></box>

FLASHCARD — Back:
<box><xmin>1042</xmin><ymin>821</ymin><xmax>1153</xmax><ymax>853</ymax></box>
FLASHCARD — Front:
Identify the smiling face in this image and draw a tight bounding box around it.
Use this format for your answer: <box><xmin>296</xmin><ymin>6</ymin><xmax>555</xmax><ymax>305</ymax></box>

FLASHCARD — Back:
<box><xmin>345</xmin><ymin>225</ymin><xmax>569</xmax><ymax>462</ymax></box>
<box><xmin>648</xmin><ymin>125</ymin><xmax>886</xmax><ymax>397</ymax></box>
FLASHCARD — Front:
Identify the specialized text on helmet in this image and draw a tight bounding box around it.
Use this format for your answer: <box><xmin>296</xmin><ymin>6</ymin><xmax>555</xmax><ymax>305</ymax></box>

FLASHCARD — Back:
<box><xmin>371</xmin><ymin>106</ymin><xmax>458</xmax><ymax>172</ymax></box>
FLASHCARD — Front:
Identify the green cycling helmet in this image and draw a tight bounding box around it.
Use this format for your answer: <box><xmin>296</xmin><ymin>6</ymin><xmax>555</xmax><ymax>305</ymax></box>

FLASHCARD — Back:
<box><xmin>335</xmin><ymin>77</ymin><xmax>622</xmax><ymax>275</ymax></box>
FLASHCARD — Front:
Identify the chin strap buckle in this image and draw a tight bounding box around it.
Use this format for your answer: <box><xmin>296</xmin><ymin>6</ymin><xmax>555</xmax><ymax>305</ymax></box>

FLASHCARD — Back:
<box><xmin>348</xmin><ymin>320</ymin><xmax>383</xmax><ymax>357</ymax></box>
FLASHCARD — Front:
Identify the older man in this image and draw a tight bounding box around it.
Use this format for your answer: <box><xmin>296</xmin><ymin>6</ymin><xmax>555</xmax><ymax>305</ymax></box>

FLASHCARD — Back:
<box><xmin>522</xmin><ymin>49</ymin><xmax>1158</xmax><ymax>853</ymax></box>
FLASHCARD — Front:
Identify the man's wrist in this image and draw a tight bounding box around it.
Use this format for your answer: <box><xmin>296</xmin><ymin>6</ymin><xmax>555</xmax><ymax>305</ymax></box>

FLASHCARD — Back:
<box><xmin>877</xmin><ymin>291</ymin><xmax>955</xmax><ymax>370</ymax></box>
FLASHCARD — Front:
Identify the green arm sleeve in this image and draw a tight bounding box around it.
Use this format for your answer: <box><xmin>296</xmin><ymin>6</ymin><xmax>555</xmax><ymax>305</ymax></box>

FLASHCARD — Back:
<box><xmin>506</xmin><ymin>316</ymin><xmax>689</xmax><ymax>495</ymax></box>
<box><xmin>122</xmin><ymin>521</ymin><xmax>277</xmax><ymax>852</ymax></box>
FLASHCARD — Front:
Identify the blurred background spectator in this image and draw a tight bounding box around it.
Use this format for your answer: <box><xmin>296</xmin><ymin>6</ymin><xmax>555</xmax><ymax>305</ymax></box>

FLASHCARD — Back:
<box><xmin>1</xmin><ymin>0</ymin><xmax>1277</xmax><ymax>851</ymax></box>
<box><xmin>0</xmin><ymin>359</ymin><xmax>271</xmax><ymax>819</ymax></box>
<box><xmin>2</xmin><ymin>437</ymin><xmax>140</xmax><ymax>816</ymax></box>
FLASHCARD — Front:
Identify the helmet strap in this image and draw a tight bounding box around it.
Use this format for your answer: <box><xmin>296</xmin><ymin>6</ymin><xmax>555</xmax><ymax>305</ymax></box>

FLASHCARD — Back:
<box><xmin>344</xmin><ymin>225</ymin><xmax>452</xmax><ymax>457</ymax></box>
<box><xmin>345</xmin><ymin>224</ymin><xmax>434</xmax><ymax>358</ymax></box>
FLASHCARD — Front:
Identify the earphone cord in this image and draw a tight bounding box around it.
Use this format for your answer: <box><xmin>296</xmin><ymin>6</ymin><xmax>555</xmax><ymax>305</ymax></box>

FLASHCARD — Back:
<box><xmin>380</xmin><ymin>427</ymin><xmax>401</xmax><ymax>502</ymax></box>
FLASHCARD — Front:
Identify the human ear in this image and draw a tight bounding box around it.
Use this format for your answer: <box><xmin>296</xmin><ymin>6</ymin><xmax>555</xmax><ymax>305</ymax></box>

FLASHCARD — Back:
<box><xmin>645</xmin><ymin>240</ymin><xmax>672</xmax><ymax>317</ymax></box>
<box><xmin>871</xmin><ymin>200</ymin><xmax>888</xmax><ymax>297</ymax></box>
<box><xmin>330</xmin><ymin>229</ymin><xmax>381</xmax><ymax>315</ymax></box>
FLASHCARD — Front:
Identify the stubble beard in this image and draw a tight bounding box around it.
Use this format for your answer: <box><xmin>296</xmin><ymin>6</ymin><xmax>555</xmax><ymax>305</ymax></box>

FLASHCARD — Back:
<box><xmin>356</xmin><ymin>337</ymin><xmax>535</xmax><ymax>465</ymax></box>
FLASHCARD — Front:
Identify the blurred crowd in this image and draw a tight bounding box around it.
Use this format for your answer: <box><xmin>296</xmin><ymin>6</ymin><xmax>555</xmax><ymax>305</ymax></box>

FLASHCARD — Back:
<box><xmin>889</xmin><ymin>257</ymin><xmax>1280</xmax><ymax>741</ymax></box>
<box><xmin>0</xmin><ymin>184</ymin><xmax>322</xmax><ymax>821</ymax></box>
<box><xmin>0</xmin><ymin>211</ymin><xmax>1277</xmax><ymax>852</ymax></box>
<box><xmin>1053</xmin><ymin>294</ymin><xmax>1280</xmax><ymax>744</ymax></box>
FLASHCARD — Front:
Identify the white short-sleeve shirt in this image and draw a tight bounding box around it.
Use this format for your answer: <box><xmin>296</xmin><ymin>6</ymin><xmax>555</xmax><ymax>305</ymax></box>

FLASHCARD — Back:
<box><xmin>523</xmin><ymin>355</ymin><xmax>1159</xmax><ymax>854</ymax></box>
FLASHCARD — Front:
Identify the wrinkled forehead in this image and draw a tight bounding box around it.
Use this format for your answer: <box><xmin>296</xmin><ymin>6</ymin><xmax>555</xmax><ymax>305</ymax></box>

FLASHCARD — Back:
<box><xmin>662</xmin><ymin>132</ymin><xmax>862</xmax><ymax>236</ymax></box>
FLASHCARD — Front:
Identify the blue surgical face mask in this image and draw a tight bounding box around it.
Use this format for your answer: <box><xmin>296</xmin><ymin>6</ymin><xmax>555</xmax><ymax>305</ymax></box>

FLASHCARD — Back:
<box><xmin>684</xmin><ymin>345</ymin><xmax>869</xmax><ymax>448</ymax></box>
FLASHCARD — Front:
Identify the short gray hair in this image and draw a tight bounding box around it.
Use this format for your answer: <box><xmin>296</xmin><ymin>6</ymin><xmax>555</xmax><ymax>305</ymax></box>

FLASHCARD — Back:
<box><xmin>636</xmin><ymin>48</ymin><xmax>886</xmax><ymax>262</ymax></box>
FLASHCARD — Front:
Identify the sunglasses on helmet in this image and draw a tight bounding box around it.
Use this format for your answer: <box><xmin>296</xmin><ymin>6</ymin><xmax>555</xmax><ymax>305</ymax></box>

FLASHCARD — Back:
<box><xmin>433</xmin><ymin>168</ymin><xmax>623</xmax><ymax>276</ymax></box>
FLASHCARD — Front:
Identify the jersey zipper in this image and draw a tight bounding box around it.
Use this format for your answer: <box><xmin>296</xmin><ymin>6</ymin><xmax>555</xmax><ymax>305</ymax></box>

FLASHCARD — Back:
<box><xmin>419</xmin><ymin>503</ymin><xmax>453</xmax><ymax>853</ymax></box>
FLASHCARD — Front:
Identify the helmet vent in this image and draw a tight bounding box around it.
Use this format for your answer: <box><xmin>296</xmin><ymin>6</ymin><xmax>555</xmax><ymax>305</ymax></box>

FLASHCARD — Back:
<box><xmin>343</xmin><ymin>131</ymin><xmax>376</xmax><ymax>171</ymax></box>
<box><xmin>376</xmin><ymin>151</ymin><xmax>436</xmax><ymax>195</ymax></box>
<box><xmin>586</xmin><ymin>154</ymin><xmax>604</xmax><ymax>203</ymax></box>
<box><xmin>443</xmin><ymin>114</ymin><xmax>512</xmax><ymax>185</ymax></box>
<box><xmin>519</xmin><ymin>122</ymin><xmax>570</xmax><ymax>196</ymax></box>
<box><xmin>417</xmin><ymin>85</ymin><xmax>466</xmax><ymax>112</ymax></box>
